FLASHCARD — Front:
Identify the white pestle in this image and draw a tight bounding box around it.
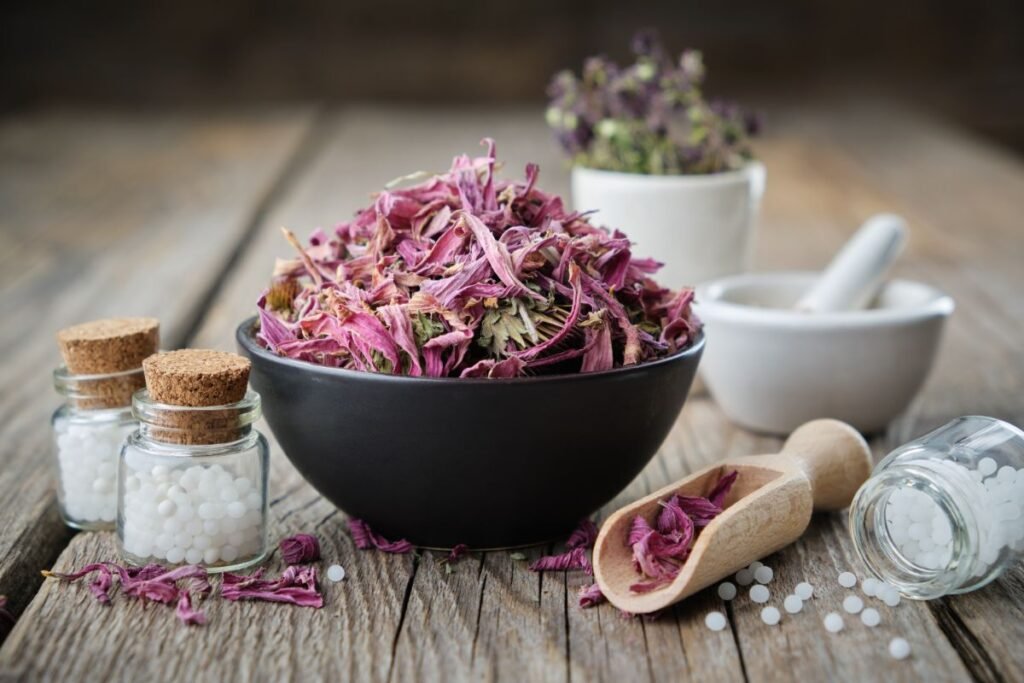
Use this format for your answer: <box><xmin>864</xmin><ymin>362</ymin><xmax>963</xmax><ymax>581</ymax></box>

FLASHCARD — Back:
<box><xmin>795</xmin><ymin>214</ymin><xmax>908</xmax><ymax>313</ymax></box>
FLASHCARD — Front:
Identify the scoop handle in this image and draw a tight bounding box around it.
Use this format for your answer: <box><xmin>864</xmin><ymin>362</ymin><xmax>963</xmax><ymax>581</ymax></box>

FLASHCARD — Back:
<box><xmin>778</xmin><ymin>419</ymin><xmax>873</xmax><ymax>510</ymax></box>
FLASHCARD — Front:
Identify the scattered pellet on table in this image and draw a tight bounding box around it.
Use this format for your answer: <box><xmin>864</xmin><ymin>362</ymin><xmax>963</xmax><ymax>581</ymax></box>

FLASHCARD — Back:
<box><xmin>705</xmin><ymin>611</ymin><xmax>727</xmax><ymax>631</ymax></box>
<box><xmin>795</xmin><ymin>582</ymin><xmax>814</xmax><ymax>600</ymax></box>
<box><xmin>326</xmin><ymin>564</ymin><xmax>346</xmax><ymax>582</ymax></box>
<box><xmin>754</xmin><ymin>565</ymin><xmax>774</xmax><ymax>584</ymax></box>
<box><xmin>718</xmin><ymin>581</ymin><xmax>738</xmax><ymax>601</ymax></box>
<box><xmin>824</xmin><ymin>612</ymin><xmax>844</xmax><ymax>633</ymax></box>
<box><xmin>838</xmin><ymin>571</ymin><xmax>857</xmax><ymax>588</ymax></box>
<box><xmin>783</xmin><ymin>595</ymin><xmax>803</xmax><ymax>614</ymax></box>
<box><xmin>761</xmin><ymin>606</ymin><xmax>781</xmax><ymax>625</ymax></box>
<box><xmin>750</xmin><ymin>585</ymin><xmax>770</xmax><ymax>603</ymax></box>
<box><xmin>861</xmin><ymin>577</ymin><xmax>881</xmax><ymax>597</ymax></box>
<box><xmin>888</xmin><ymin>637</ymin><xmax>911</xmax><ymax>660</ymax></box>
<box><xmin>736</xmin><ymin>568</ymin><xmax>754</xmax><ymax>586</ymax></box>
<box><xmin>748</xmin><ymin>560</ymin><xmax>764</xmax><ymax>572</ymax></box>
<box><xmin>843</xmin><ymin>595</ymin><xmax>864</xmax><ymax>614</ymax></box>
<box><xmin>861</xmin><ymin>608</ymin><xmax>881</xmax><ymax>627</ymax></box>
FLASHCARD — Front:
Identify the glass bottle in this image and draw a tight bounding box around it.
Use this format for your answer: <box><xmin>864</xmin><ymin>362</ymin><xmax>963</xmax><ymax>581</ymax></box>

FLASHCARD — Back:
<box><xmin>52</xmin><ymin>366</ymin><xmax>142</xmax><ymax>530</ymax></box>
<box><xmin>118</xmin><ymin>389</ymin><xmax>269</xmax><ymax>572</ymax></box>
<box><xmin>849</xmin><ymin>416</ymin><xmax>1024</xmax><ymax>599</ymax></box>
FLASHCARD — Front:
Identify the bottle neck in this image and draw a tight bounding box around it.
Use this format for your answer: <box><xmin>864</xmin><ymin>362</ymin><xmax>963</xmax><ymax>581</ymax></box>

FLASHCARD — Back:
<box><xmin>132</xmin><ymin>390</ymin><xmax>261</xmax><ymax>447</ymax></box>
<box><xmin>53</xmin><ymin>365</ymin><xmax>144</xmax><ymax>411</ymax></box>
<box><xmin>849</xmin><ymin>462</ymin><xmax>982</xmax><ymax>599</ymax></box>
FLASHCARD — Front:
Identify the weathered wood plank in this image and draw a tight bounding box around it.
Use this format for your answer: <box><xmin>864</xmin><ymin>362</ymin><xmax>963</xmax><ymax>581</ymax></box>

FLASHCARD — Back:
<box><xmin>3</xmin><ymin>104</ymin><xmax>1023</xmax><ymax>682</ymax></box>
<box><xmin>0</xmin><ymin>110</ymin><xmax>315</xmax><ymax>625</ymax></box>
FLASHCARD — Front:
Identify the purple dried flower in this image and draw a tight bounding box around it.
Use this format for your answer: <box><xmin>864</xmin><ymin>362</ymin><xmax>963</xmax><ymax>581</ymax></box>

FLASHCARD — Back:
<box><xmin>280</xmin><ymin>533</ymin><xmax>321</xmax><ymax>565</ymax></box>
<box><xmin>42</xmin><ymin>563</ymin><xmax>114</xmax><ymax>604</ymax></box>
<box><xmin>446</xmin><ymin>544</ymin><xmax>469</xmax><ymax>564</ymax></box>
<box><xmin>627</xmin><ymin>471</ymin><xmax>738</xmax><ymax>592</ymax></box>
<box><xmin>175</xmin><ymin>591</ymin><xmax>207</xmax><ymax>626</ymax></box>
<box><xmin>528</xmin><ymin>547</ymin><xmax>592</xmax><ymax>574</ymax></box>
<box><xmin>547</xmin><ymin>32</ymin><xmax>757</xmax><ymax>175</ymax></box>
<box><xmin>347</xmin><ymin>518</ymin><xmax>414</xmax><ymax>554</ymax></box>
<box><xmin>257</xmin><ymin>140</ymin><xmax>701</xmax><ymax>378</ymax></box>
<box><xmin>220</xmin><ymin>566</ymin><xmax>323</xmax><ymax>608</ymax></box>
<box><xmin>578</xmin><ymin>583</ymin><xmax>606</xmax><ymax>608</ymax></box>
<box><xmin>566</xmin><ymin>518</ymin><xmax>599</xmax><ymax>550</ymax></box>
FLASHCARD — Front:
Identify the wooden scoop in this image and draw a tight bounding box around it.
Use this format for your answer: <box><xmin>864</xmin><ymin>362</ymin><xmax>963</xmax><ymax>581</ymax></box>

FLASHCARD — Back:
<box><xmin>593</xmin><ymin>419</ymin><xmax>872</xmax><ymax>614</ymax></box>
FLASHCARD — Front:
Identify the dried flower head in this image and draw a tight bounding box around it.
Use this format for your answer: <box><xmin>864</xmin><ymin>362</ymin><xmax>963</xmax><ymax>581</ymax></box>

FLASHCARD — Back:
<box><xmin>280</xmin><ymin>533</ymin><xmax>321</xmax><ymax>565</ymax></box>
<box><xmin>547</xmin><ymin>31</ymin><xmax>758</xmax><ymax>175</ymax></box>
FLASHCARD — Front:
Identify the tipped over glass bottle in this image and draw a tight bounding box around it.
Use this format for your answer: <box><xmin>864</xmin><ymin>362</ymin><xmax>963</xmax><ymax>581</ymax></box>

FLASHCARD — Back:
<box><xmin>849</xmin><ymin>416</ymin><xmax>1024</xmax><ymax>599</ymax></box>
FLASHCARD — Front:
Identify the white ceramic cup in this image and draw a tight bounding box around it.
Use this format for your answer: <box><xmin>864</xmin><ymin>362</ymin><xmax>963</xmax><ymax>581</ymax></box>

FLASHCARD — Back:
<box><xmin>572</xmin><ymin>162</ymin><xmax>766</xmax><ymax>290</ymax></box>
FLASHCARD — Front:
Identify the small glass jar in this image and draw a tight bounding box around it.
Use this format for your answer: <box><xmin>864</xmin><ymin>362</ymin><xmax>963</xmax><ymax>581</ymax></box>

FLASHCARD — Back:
<box><xmin>118</xmin><ymin>389</ymin><xmax>269</xmax><ymax>572</ymax></box>
<box><xmin>52</xmin><ymin>366</ymin><xmax>142</xmax><ymax>530</ymax></box>
<box><xmin>850</xmin><ymin>416</ymin><xmax>1024</xmax><ymax>599</ymax></box>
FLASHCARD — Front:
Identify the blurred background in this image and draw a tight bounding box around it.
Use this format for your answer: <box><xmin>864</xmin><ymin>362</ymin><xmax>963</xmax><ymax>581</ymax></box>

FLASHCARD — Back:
<box><xmin>3</xmin><ymin>0</ymin><xmax>1023</xmax><ymax>152</ymax></box>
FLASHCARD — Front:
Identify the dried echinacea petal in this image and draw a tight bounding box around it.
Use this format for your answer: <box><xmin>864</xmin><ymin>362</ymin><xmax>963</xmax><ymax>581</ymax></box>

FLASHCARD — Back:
<box><xmin>578</xmin><ymin>583</ymin><xmax>606</xmax><ymax>609</ymax></box>
<box><xmin>347</xmin><ymin>519</ymin><xmax>413</xmax><ymax>554</ymax></box>
<box><xmin>41</xmin><ymin>563</ymin><xmax>115</xmax><ymax>605</ymax></box>
<box><xmin>256</xmin><ymin>141</ymin><xmax>702</xmax><ymax>379</ymax></box>
<box><xmin>43</xmin><ymin>562</ymin><xmax>210</xmax><ymax>627</ymax></box>
<box><xmin>280</xmin><ymin>533</ymin><xmax>321</xmax><ymax>565</ymax></box>
<box><xmin>628</xmin><ymin>471</ymin><xmax>738</xmax><ymax>592</ymax></box>
<box><xmin>529</xmin><ymin>518</ymin><xmax>599</xmax><ymax>575</ymax></box>
<box><xmin>175</xmin><ymin>591</ymin><xmax>207</xmax><ymax>626</ymax></box>
<box><xmin>220</xmin><ymin>566</ymin><xmax>323</xmax><ymax>608</ymax></box>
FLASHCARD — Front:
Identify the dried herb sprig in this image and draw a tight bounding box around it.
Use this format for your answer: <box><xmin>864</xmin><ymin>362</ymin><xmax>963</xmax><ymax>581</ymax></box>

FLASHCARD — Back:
<box><xmin>256</xmin><ymin>140</ymin><xmax>700</xmax><ymax>378</ymax></box>
<box><xmin>547</xmin><ymin>30</ymin><xmax>759</xmax><ymax>175</ymax></box>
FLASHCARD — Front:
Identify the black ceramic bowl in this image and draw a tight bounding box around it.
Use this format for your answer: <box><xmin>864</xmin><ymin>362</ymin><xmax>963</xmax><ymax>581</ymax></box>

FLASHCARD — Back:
<box><xmin>237</xmin><ymin>317</ymin><xmax>704</xmax><ymax>548</ymax></box>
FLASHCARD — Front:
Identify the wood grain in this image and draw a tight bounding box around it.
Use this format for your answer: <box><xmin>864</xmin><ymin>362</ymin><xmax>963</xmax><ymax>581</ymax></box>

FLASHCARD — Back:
<box><xmin>1</xmin><ymin>103</ymin><xmax>1022</xmax><ymax>682</ymax></box>
<box><xmin>0</xmin><ymin>109</ymin><xmax>314</xmax><ymax>623</ymax></box>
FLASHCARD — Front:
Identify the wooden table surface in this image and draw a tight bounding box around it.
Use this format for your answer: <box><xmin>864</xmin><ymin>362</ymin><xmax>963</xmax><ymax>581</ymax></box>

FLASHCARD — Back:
<box><xmin>0</xmin><ymin>102</ymin><xmax>1021</xmax><ymax>683</ymax></box>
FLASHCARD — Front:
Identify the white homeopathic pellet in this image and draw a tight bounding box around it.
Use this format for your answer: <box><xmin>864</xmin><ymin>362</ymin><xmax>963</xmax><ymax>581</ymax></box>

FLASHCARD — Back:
<box><xmin>754</xmin><ymin>565</ymin><xmax>774</xmax><ymax>584</ymax></box>
<box><xmin>823</xmin><ymin>612</ymin><xmax>844</xmax><ymax>633</ymax></box>
<box><xmin>748</xmin><ymin>560</ymin><xmax>763</xmax><ymax>573</ymax></box>
<box><xmin>705</xmin><ymin>611</ymin><xmax>727</xmax><ymax>631</ymax></box>
<box><xmin>717</xmin><ymin>581</ymin><xmax>738</xmax><ymax>600</ymax></box>
<box><xmin>795</xmin><ymin>582</ymin><xmax>814</xmax><ymax>600</ymax></box>
<box><xmin>861</xmin><ymin>577</ymin><xmax>881</xmax><ymax>597</ymax></box>
<box><xmin>889</xmin><ymin>637</ymin><xmax>911</xmax><ymax>660</ymax></box>
<box><xmin>735</xmin><ymin>568</ymin><xmax>754</xmax><ymax>586</ymax></box>
<box><xmin>879</xmin><ymin>585</ymin><xmax>902</xmax><ymax>607</ymax></box>
<box><xmin>861</xmin><ymin>608</ymin><xmax>881</xmax><ymax>627</ymax></box>
<box><xmin>327</xmin><ymin>564</ymin><xmax>346</xmax><ymax>582</ymax></box>
<box><xmin>760</xmin><ymin>606</ymin><xmax>781</xmax><ymax>625</ymax></box>
<box><xmin>978</xmin><ymin>457</ymin><xmax>997</xmax><ymax>476</ymax></box>
<box><xmin>838</xmin><ymin>571</ymin><xmax>857</xmax><ymax>588</ymax></box>
<box><xmin>750</xmin><ymin>585</ymin><xmax>770</xmax><ymax>603</ymax></box>
<box><xmin>843</xmin><ymin>595</ymin><xmax>865</xmax><ymax>614</ymax></box>
<box><xmin>783</xmin><ymin>595</ymin><xmax>803</xmax><ymax>614</ymax></box>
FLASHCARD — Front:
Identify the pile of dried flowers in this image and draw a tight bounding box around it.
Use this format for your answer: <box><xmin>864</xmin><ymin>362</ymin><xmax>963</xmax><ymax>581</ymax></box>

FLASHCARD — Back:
<box><xmin>256</xmin><ymin>141</ymin><xmax>701</xmax><ymax>378</ymax></box>
<box><xmin>546</xmin><ymin>31</ymin><xmax>759</xmax><ymax>175</ymax></box>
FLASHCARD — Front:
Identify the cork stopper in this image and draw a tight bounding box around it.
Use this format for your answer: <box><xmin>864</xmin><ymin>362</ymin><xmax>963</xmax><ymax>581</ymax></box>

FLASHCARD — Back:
<box><xmin>55</xmin><ymin>317</ymin><xmax>159</xmax><ymax>409</ymax></box>
<box><xmin>57</xmin><ymin>317</ymin><xmax>160</xmax><ymax>374</ymax></box>
<box><xmin>141</xmin><ymin>350</ymin><xmax>252</xmax><ymax>445</ymax></box>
